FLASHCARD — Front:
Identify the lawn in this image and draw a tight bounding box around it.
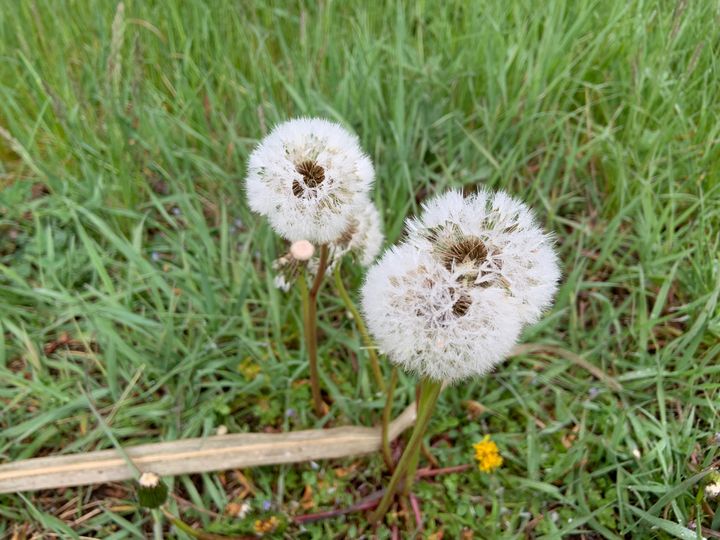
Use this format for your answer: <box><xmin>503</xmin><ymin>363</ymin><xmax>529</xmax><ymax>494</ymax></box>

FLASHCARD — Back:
<box><xmin>1</xmin><ymin>0</ymin><xmax>719</xmax><ymax>538</ymax></box>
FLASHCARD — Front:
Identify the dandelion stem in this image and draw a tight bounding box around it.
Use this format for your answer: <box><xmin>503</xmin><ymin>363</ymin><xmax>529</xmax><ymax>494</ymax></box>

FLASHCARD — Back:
<box><xmin>333</xmin><ymin>261</ymin><xmax>386</xmax><ymax>393</ymax></box>
<box><xmin>381</xmin><ymin>367</ymin><xmax>399</xmax><ymax>472</ymax></box>
<box><xmin>402</xmin><ymin>382</ymin><xmax>437</xmax><ymax>496</ymax></box>
<box><xmin>152</xmin><ymin>509</ymin><xmax>163</xmax><ymax>540</ymax></box>
<box><xmin>370</xmin><ymin>378</ymin><xmax>442</xmax><ymax>524</ymax></box>
<box><xmin>298</xmin><ymin>245</ymin><xmax>329</xmax><ymax>417</ymax></box>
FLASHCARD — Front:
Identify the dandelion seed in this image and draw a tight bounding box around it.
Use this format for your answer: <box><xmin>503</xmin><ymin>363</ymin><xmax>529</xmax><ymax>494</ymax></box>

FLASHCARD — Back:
<box><xmin>245</xmin><ymin>118</ymin><xmax>374</xmax><ymax>243</ymax></box>
<box><xmin>473</xmin><ymin>435</ymin><xmax>503</xmax><ymax>473</ymax></box>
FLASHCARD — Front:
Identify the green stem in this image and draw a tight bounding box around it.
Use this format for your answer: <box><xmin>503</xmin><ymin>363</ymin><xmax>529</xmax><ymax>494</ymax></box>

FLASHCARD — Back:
<box><xmin>152</xmin><ymin>509</ymin><xmax>163</xmax><ymax>540</ymax></box>
<box><xmin>298</xmin><ymin>245</ymin><xmax>329</xmax><ymax>417</ymax></box>
<box><xmin>402</xmin><ymin>383</ymin><xmax>433</xmax><ymax>496</ymax></box>
<box><xmin>381</xmin><ymin>367</ymin><xmax>399</xmax><ymax>471</ymax></box>
<box><xmin>370</xmin><ymin>378</ymin><xmax>442</xmax><ymax>524</ymax></box>
<box><xmin>333</xmin><ymin>262</ymin><xmax>385</xmax><ymax>393</ymax></box>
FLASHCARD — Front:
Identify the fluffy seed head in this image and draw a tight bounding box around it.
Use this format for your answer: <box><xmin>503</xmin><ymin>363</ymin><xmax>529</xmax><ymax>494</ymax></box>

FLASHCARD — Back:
<box><xmin>361</xmin><ymin>189</ymin><xmax>560</xmax><ymax>383</ymax></box>
<box><xmin>330</xmin><ymin>197</ymin><xmax>384</xmax><ymax>267</ymax></box>
<box><xmin>245</xmin><ymin>118</ymin><xmax>374</xmax><ymax>243</ymax></box>
<box><xmin>304</xmin><ymin>197</ymin><xmax>384</xmax><ymax>280</ymax></box>
<box><xmin>361</xmin><ymin>243</ymin><xmax>523</xmax><ymax>383</ymax></box>
<box><xmin>407</xmin><ymin>190</ymin><xmax>560</xmax><ymax>324</ymax></box>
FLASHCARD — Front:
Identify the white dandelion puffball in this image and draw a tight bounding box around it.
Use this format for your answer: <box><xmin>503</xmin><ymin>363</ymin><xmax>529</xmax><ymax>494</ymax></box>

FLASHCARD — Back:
<box><xmin>305</xmin><ymin>197</ymin><xmax>384</xmax><ymax>280</ymax></box>
<box><xmin>330</xmin><ymin>197</ymin><xmax>384</xmax><ymax>267</ymax></box>
<box><xmin>406</xmin><ymin>190</ymin><xmax>560</xmax><ymax>324</ymax></box>
<box><xmin>245</xmin><ymin>118</ymin><xmax>375</xmax><ymax>243</ymax></box>
<box><xmin>361</xmin><ymin>243</ymin><xmax>524</xmax><ymax>382</ymax></box>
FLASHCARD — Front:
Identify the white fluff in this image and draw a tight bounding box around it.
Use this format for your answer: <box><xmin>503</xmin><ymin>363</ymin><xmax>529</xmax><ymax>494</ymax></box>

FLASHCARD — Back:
<box><xmin>361</xmin><ymin>243</ymin><xmax>524</xmax><ymax>383</ymax></box>
<box><xmin>272</xmin><ymin>199</ymin><xmax>384</xmax><ymax>291</ymax></box>
<box><xmin>406</xmin><ymin>190</ymin><xmax>560</xmax><ymax>324</ymax></box>
<box><xmin>245</xmin><ymin>118</ymin><xmax>374</xmax><ymax>243</ymax></box>
<box><xmin>361</xmin><ymin>189</ymin><xmax>561</xmax><ymax>382</ymax></box>
<box><xmin>272</xmin><ymin>251</ymin><xmax>301</xmax><ymax>292</ymax></box>
<box><xmin>329</xmin><ymin>197</ymin><xmax>384</xmax><ymax>268</ymax></box>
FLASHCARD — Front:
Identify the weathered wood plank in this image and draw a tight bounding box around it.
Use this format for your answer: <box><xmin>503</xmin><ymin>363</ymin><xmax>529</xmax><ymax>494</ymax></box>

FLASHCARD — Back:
<box><xmin>0</xmin><ymin>404</ymin><xmax>416</xmax><ymax>493</ymax></box>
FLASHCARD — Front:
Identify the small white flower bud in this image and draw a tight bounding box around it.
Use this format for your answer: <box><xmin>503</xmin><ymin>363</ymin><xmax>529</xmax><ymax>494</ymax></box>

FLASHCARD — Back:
<box><xmin>136</xmin><ymin>472</ymin><xmax>168</xmax><ymax>509</ymax></box>
<box><xmin>139</xmin><ymin>472</ymin><xmax>159</xmax><ymax>487</ymax></box>
<box><xmin>290</xmin><ymin>240</ymin><xmax>315</xmax><ymax>261</ymax></box>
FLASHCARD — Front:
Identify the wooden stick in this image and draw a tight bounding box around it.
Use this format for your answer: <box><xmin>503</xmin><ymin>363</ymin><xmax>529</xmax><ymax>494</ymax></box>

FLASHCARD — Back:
<box><xmin>0</xmin><ymin>404</ymin><xmax>416</xmax><ymax>494</ymax></box>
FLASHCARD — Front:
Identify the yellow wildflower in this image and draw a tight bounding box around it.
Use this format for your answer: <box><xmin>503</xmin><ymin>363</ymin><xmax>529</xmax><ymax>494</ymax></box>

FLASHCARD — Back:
<box><xmin>239</xmin><ymin>357</ymin><xmax>261</xmax><ymax>380</ymax></box>
<box><xmin>253</xmin><ymin>516</ymin><xmax>279</xmax><ymax>535</ymax></box>
<box><xmin>473</xmin><ymin>435</ymin><xmax>503</xmax><ymax>473</ymax></box>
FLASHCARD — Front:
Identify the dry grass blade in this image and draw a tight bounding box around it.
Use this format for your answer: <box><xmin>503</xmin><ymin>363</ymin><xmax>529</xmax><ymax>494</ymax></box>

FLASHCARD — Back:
<box><xmin>0</xmin><ymin>403</ymin><xmax>416</xmax><ymax>494</ymax></box>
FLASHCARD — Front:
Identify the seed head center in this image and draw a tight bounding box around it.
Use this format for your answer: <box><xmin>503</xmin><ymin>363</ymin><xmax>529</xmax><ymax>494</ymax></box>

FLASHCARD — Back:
<box><xmin>294</xmin><ymin>160</ymin><xmax>325</xmax><ymax>195</ymax></box>
<box><xmin>441</xmin><ymin>236</ymin><xmax>488</xmax><ymax>272</ymax></box>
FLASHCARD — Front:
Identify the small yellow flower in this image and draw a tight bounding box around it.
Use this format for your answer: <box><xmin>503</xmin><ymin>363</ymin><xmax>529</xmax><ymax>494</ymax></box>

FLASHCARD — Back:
<box><xmin>473</xmin><ymin>435</ymin><xmax>503</xmax><ymax>473</ymax></box>
<box><xmin>239</xmin><ymin>357</ymin><xmax>261</xmax><ymax>380</ymax></box>
<box><xmin>253</xmin><ymin>516</ymin><xmax>279</xmax><ymax>535</ymax></box>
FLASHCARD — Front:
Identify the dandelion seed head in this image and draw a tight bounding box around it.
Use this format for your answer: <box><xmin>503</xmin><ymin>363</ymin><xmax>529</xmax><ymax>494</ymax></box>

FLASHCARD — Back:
<box><xmin>245</xmin><ymin>118</ymin><xmax>374</xmax><ymax>243</ymax></box>
<box><xmin>361</xmin><ymin>243</ymin><xmax>523</xmax><ymax>382</ymax></box>
<box><xmin>330</xmin><ymin>197</ymin><xmax>384</xmax><ymax>267</ymax></box>
<box><xmin>407</xmin><ymin>190</ymin><xmax>560</xmax><ymax>324</ymax></box>
<box><xmin>302</xmin><ymin>197</ymin><xmax>384</xmax><ymax>280</ymax></box>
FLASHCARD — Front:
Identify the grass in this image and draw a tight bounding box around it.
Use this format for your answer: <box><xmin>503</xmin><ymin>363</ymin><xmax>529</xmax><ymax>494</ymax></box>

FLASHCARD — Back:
<box><xmin>1</xmin><ymin>0</ymin><xmax>719</xmax><ymax>537</ymax></box>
